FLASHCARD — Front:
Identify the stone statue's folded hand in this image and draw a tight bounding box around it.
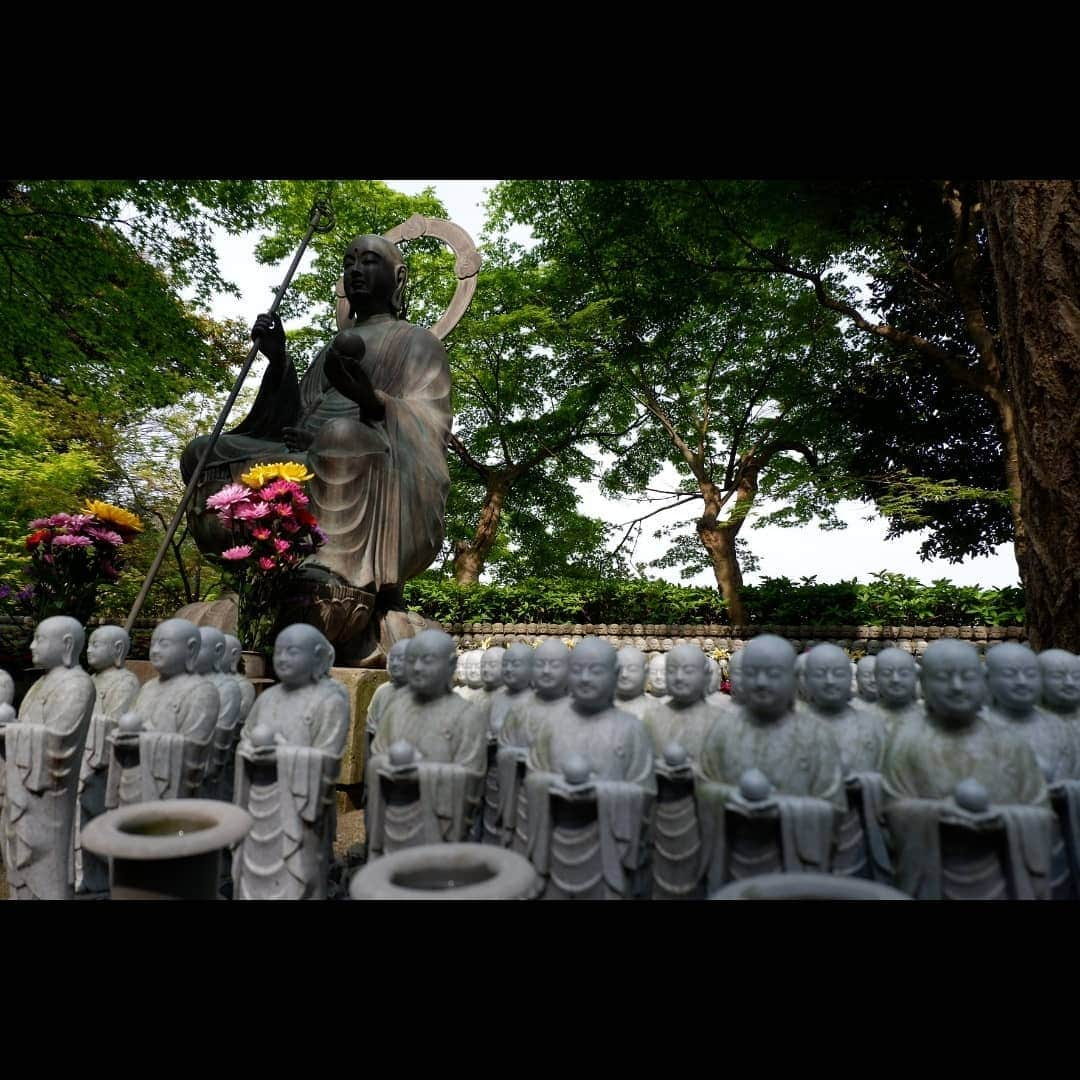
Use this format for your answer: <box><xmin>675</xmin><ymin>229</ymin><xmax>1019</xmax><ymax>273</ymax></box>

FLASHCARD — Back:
<box><xmin>325</xmin><ymin>341</ymin><xmax>386</xmax><ymax>422</ymax></box>
<box><xmin>282</xmin><ymin>426</ymin><xmax>314</xmax><ymax>451</ymax></box>
<box><xmin>251</xmin><ymin>313</ymin><xmax>287</xmax><ymax>369</ymax></box>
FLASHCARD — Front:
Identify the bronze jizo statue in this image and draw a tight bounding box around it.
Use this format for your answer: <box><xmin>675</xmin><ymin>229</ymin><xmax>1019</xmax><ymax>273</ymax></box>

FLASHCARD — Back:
<box><xmin>883</xmin><ymin>639</ymin><xmax>1054</xmax><ymax>900</ymax></box>
<box><xmin>182</xmin><ymin>234</ymin><xmax>453</xmax><ymax>667</ymax></box>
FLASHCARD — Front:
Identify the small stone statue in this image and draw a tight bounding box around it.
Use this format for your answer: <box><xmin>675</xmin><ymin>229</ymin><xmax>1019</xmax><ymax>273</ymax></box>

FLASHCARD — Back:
<box><xmin>643</xmin><ymin>644</ymin><xmax>721</xmax><ymax>899</ymax></box>
<box><xmin>986</xmin><ymin>643</ymin><xmax>1080</xmax><ymax>898</ymax></box>
<box><xmin>2</xmin><ymin>617</ymin><xmax>94</xmax><ymax>900</ymax></box>
<box><xmin>0</xmin><ymin>668</ymin><xmax>15</xmax><ymax>863</ymax></box>
<box><xmin>367</xmin><ymin>638</ymin><xmax>410</xmax><ymax>759</ymax></box>
<box><xmin>855</xmin><ymin>655</ymin><xmax>878</xmax><ymax>704</ymax></box>
<box><xmin>232</xmin><ymin>624</ymin><xmax>349</xmax><ymax>899</ymax></box>
<box><xmin>793</xmin><ymin>651</ymin><xmax>809</xmax><ymax>702</ymax></box>
<box><xmin>366</xmin><ymin>630</ymin><xmax>487</xmax><ymax>857</ymax></box>
<box><xmin>197</xmin><ymin>627</ymin><xmax>243</xmax><ymax>801</ymax></box>
<box><xmin>646</xmin><ymin>653</ymin><xmax>669</xmax><ymax>699</ymax></box>
<box><xmin>456</xmin><ymin>650</ymin><xmax>484</xmax><ymax>702</ymax></box>
<box><xmin>872</xmin><ymin>648</ymin><xmax>922</xmax><ymax>737</ymax></box>
<box><xmin>803</xmin><ymin>643</ymin><xmax>889</xmax><ymax>882</ymax></box>
<box><xmin>106</xmin><ymin>619</ymin><xmax>219</xmax><ymax>806</ymax></box>
<box><xmin>613</xmin><ymin>646</ymin><xmax>651</xmax><ymax>720</ymax></box>
<box><xmin>523</xmin><ymin>637</ymin><xmax>655</xmax><ymax>899</ymax></box>
<box><xmin>75</xmin><ymin>625</ymin><xmax>140</xmax><ymax>895</ymax></box>
<box><xmin>1039</xmin><ymin>648</ymin><xmax>1080</xmax><ymax>729</ymax></box>
<box><xmin>481</xmin><ymin>643</ymin><xmax>534</xmax><ymax>844</ymax></box>
<box><xmin>696</xmin><ymin>635</ymin><xmax>845</xmax><ymax>893</ymax></box>
<box><xmin>704</xmin><ymin>656</ymin><xmax>730</xmax><ymax>710</ymax></box>
<box><xmin>223</xmin><ymin>634</ymin><xmax>257</xmax><ymax>723</ymax></box>
<box><xmin>883</xmin><ymin>639</ymin><xmax>1054</xmax><ymax>900</ymax></box>
<box><xmin>497</xmin><ymin>638</ymin><xmax>570</xmax><ymax>853</ymax></box>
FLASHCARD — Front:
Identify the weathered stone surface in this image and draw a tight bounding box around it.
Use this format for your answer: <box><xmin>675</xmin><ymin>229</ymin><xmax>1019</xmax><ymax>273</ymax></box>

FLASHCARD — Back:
<box><xmin>330</xmin><ymin>667</ymin><xmax>388</xmax><ymax>786</ymax></box>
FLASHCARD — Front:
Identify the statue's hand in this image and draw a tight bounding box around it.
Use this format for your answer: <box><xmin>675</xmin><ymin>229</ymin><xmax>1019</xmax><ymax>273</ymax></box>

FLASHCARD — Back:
<box><xmin>282</xmin><ymin>426</ymin><xmax>314</xmax><ymax>451</ymax></box>
<box><xmin>325</xmin><ymin>347</ymin><xmax>385</xmax><ymax>421</ymax></box>
<box><xmin>252</xmin><ymin>313</ymin><xmax>287</xmax><ymax>369</ymax></box>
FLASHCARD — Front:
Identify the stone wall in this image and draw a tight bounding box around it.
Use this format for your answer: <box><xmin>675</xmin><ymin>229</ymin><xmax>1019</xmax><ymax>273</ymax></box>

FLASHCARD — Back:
<box><xmin>448</xmin><ymin>621</ymin><xmax>1028</xmax><ymax>657</ymax></box>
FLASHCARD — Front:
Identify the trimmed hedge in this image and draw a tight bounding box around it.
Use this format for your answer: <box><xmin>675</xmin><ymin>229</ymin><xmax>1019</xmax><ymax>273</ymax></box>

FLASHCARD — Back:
<box><xmin>403</xmin><ymin>572</ymin><xmax>1026</xmax><ymax>628</ymax></box>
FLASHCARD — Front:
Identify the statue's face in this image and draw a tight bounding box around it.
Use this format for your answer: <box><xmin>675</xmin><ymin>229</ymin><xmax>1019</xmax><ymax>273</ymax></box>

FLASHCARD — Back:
<box><xmin>343</xmin><ymin>239</ymin><xmax>398</xmax><ymax>307</ymax></box>
<box><xmin>856</xmin><ymin>660</ymin><xmax>877</xmax><ymax>700</ymax></box>
<box><xmin>502</xmin><ymin>648</ymin><xmax>534</xmax><ymax>692</ymax></box>
<box><xmin>387</xmin><ymin>644</ymin><xmax>409</xmax><ymax>685</ymax></box>
<box><xmin>986</xmin><ymin>646</ymin><xmax>1041</xmax><ymax>713</ymax></box>
<box><xmin>805</xmin><ymin>648</ymin><xmax>852</xmax><ymax>711</ymax></box>
<box><xmin>466</xmin><ymin>652</ymin><xmax>484</xmax><ymax>689</ymax></box>
<box><xmin>481</xmin><ymin>650</ymin><xmax>504</xmax><ymax>689</ymax></box>
<box><xmin>533</xmin><ymin>645</ymin><xmax>569</xmax><ymax>698</ymax></box>
<box><xmin>273</xmin><ymin>627</ymin><xmax>320</xmax><ymax>688</ymax></box>
<box><xmin>31</xmin><ymin>620</ymin><xmax>69</xmax><ymax>670</ymax></box>
<box><xmin>408</xmin><ymin>639</ymin><xmax>454</xmax><ymax>698</ymax></box>
<box><xmin>150</xmin><ymin>625</ymin><xmax>195</xmax><ymax>678</ymax></box>
<box><xmin>87</xmin><ymin>629</ymin><xmax>125</xmax><ymax>672</ymax></box>
<box><xmin>1039</xmin><ymin>651</ymin><xmax>1080</xmax><ymax>710</ymax></box>
<box><xmin>875</xmin><ymin>651</ymin><xmax>917</xmax><ymax>707</ymax></box>
<box><xmin>666</xmin><ymin>648</ymin><xmax>708</xmax><ymax>706</ymax></box>
<box><xmin>741</xmin><ymin>639</ymin><xmax>796</xmax><ymax>719</ymax></box>
<box><xmin>648</xmin><ymin>655</ymin><xmax>667</xmax><ymax>694</ymax></box>
<box><xmin>921</xmin><ymin>643</ymin><xmax>985</xmax><ymax>722</ymax></box>
<box><xmin>569</xmin><ymin>645</ymin><xmax>617</xmax><ymax>713</ymax></box>
<box><xmin>616</xmin><ymin>650</ymin><xmax>646</xmax><ymax>698</ymax></box>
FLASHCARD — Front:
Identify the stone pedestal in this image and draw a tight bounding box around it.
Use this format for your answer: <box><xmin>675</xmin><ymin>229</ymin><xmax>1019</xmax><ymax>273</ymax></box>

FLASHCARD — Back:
<box><xmin>330</xmin><ymin>667</ymin><xmax>388</xmax><ymax>810</ymax></box>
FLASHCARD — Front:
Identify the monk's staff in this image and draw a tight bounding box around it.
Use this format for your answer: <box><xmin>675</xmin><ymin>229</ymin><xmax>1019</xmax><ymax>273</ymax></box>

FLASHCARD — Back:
<box><xmin>124</xmin><ymin>197</ymin><xmax>336</xmax><ymax>633</ymax></box>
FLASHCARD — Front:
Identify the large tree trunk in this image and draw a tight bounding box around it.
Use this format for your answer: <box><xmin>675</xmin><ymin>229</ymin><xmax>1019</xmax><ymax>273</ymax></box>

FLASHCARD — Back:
<box><xmin>980</xmin><ymin>180</ymin><xmax>1080</xmax><ymax>650</ymax></box>
<box><xmin>699</xmin><ymin>520</ymin><xmax>746</xmax><ymax>626</ymax></box>
<box><xmin>452</xmin><ymin>478</ymin><xmax>509</xmax><ymax>585</ymax></box>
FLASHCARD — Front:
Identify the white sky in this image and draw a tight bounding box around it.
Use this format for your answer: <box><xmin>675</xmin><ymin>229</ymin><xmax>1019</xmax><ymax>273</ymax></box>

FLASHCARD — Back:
<box><xmin>204</xmin><ymin>180</ymin><xmax>1020</xmax><ymax>591</ymax></box>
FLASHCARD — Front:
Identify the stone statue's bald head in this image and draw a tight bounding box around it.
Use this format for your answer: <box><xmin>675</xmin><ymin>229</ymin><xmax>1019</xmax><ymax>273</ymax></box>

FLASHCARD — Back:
<box><xmin>87</xmin><ymin>624</ymin><xmax>130</xmax><ymax>673</ymax></box>
<box><xmin>197</xmin><ymin>626</ymin><xmax>227</xmax><ymax>675</ymax></box>
<box><xmin>740</xmin><ymin>635</ymin><xmax>796</xmax><ymax>719</ymax></box>
<box><xmin>569</xmin><ymin>637</ymin><xmax>618</xmax><ymax>713</ymax></box>
<box><xmin>1038</xmin><ymin>648</ymin><xmax>1080</xmax><ymax>712</ymax></box>
<box><xmin>804</xmin><ymin>643</ymin><xmax>852</xmax><ymax>712</ymax></box>
<box><xmin>387</xmin><ymin>638</ymin><xmax>411</xmax><ymax>685</ymax></box>
<box><xmin>666</xmin><ymin>644</ymin><xmax>709</xmax><ymax>705</ymax></box>
<box><xmin>502</xmin><ymin>643</ymin><xmax>535</xmax><ymax>692</ymax></box>
<box><xmin>0</xmin><ymin>667</ymin><xmax>14</xmax><ymax>705</ymax></box>
<box><xmin>921</xmin><ymin>639</ymin><xmax>985</xmax><ymax>722</ymax></box>
<box><xmin>32</xmin><ymin>615</ymin><xmax>85</xmax><ymax>670</ymax></box>
<box><xmin>985</xmin><ymin>642</ymin><xmax>1040</xmax><ymax>714</ymax></box>
<box><xmin>616</xmin><ymin>646</ymin><xmax>647</xmax><ymax>699</ymax></box>
<box><xmin>533</xmin><ymin>638</ymin><xmax>570</xmax><ymax>699</ymax></box>
<box><xmin>406</xmin><ymin>629</ymin><xmax>457</xmax><ymax>697</ymax></box>
<box><xmin>875</xmin><ymin>647</ymin><xmax>918</xmax><ymax>708</ymax></box>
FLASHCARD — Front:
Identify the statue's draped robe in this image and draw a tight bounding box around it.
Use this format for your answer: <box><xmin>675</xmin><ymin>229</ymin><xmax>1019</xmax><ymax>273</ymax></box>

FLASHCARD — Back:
<box><xmin>987</xmin><ymin>705</ymin><xmax>1080</xmax><ymax>899</ymax></box>
<box><xmin>233</xmin><ymin>672</ymin><xmax>256</xmax><ymax>724</ymax></box>
<box><xmin>615</xmin><ymin>693</ymin><xmax>652</xmax><ymax>721</ymax></box>
<box><xmin>882</xmin><ymin>714</ymin><xmax>1053</xmax><ymax>899</ymax></box>
<box><xmin>203</xmin><ymin>672</ymin><xmax>242</xmax><ymax>802</ymax></box>
<box><xmin>75</xmin><ymin>666</ymin><xmax>139</xmax><ymax>894</ymax></box>
<box><xmin>497</xmin><ymin>692</ymin><xmax>568</xmax><ymax>853</ymax></box>
<box><xmin>695</xmin><ymin>705</ymin><xmax>845</xmax><ymax>894</ymax></box>
<box><xmin>524</xmin><ymin>705</ymin><xmax>655</xmax><ymax>900</ymax></box>
<box><xmin>182</xmin><ymin>315</ymin><xmax>451</xmax><ymax>592</ymax></box>
<box><xmin>482</xmin><ymin>686</ymin><xmax>529</xmax><ymax>845</ymax></box>
<box><xmin>4</xmin><ymin>667</ymin><xmax>94</xmax><ymax>900</ymax></box>
<box><xmin>106</xmin><ymin>674</ymin><xmax>219</xmax><ymax>806</ymax></box>
<box><xmin>641</xmin><ymin>698</ymin><xmax>720</xmax><ymax>898</ymax></box>
<box><xmin>366</xmin><ymin>689</ymin><xmax>487</xmax><ymax>856</ymax></box>
<box><xmin>811</xmin><ymin>703</ymin><xmax>890</xmax><ymax>882</ymax></box>
<box><xmin>232</xmin><ymin>679</ymin><xmax>349</xmax><ymax>900</ymax></box>
<box><xmin>366</xmin><ymin>681</ymin><xmax>402</xmax><ymax>747</ymax></box>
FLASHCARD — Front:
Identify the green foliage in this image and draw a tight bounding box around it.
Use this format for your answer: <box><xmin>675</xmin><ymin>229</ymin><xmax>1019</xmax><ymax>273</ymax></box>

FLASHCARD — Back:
<box><xmin>404</xmin><ymin>572</ymin><xmax>1026</xmax><ymax>627</ymax></box>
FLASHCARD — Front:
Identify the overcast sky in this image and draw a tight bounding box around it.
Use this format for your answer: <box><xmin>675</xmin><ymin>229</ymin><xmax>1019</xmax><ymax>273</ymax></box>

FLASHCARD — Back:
<box><xmin>205</xmin><ymin>180</ymin><xmax>1020</xmax><ymax>590</ymax></box>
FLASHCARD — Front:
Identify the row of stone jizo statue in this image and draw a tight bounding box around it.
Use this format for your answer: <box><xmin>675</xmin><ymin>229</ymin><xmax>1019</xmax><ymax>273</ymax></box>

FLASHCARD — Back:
<box><xmin>0</xmin><ymin>616</ymin><xmax>346</xmax><ymax>900</ymax></box>
<box><xmin>365</xmin><ymin>635</ymin><xmax>1080</xmax><ymax>900</ymax></box>
<box><xmin>3</xmin><ymin>617</ymin><xmax>1078</xmax><ymax>900</ymax></box>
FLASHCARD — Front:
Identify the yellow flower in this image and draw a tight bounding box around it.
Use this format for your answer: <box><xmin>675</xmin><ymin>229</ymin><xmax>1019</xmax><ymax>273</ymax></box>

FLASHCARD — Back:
<box><xmin>240</xmin><ymin>461</ymin><xmax>315</xmax><ymax>488</ymax></box>
<box><xmin>480</xmin><ymin>636</ymin><xmax>493</xmax><ymax>650</ymax></box>
<box><xmin>82</xmin><ymin>500</ymin><xmax>143</xmax><ymax>532</ymax></box>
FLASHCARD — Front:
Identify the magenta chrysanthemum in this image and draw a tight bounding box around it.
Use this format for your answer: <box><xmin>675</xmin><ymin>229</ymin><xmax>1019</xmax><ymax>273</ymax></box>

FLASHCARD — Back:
<box><xmin>234</xmin><ymin>500</ymin><xmax>271</xmax><ymax>521</ymax></box>
<box><xmin>86</xmin><ymin>527</ymin><xmax>124</xmax><ymax>547</ymax></box>
<box><xmin>272</xmin><ymin>502</ymin><xmax>294</xmax><ymax>518</ymax></box>
<box><xmin>273</xmin><ymin>538</ymin><xmax>291</xmax><ymax>554</ymax></box>
<box><xmin>258</xmin><ymin>557</ymin><xmax>276</xmax><ymax>571</ymax></box>
<box><xmin>206</xmin><ymin>484</ymin><xmax>252</xmax><ymax>511</ymax></box>
<box><xmin>221</xmin><ymin>545</ymin><xmax>254</xmax><ymax>560</ymax></box>
<box><xmin>251</xmin><ymin>526</ymin><xmax>272</xmax><ymax>541</ymax></box>
<box><xmin>51</xmin><ymin>534</ymin><xmax>93</xmax><ymax>548</ymax></box>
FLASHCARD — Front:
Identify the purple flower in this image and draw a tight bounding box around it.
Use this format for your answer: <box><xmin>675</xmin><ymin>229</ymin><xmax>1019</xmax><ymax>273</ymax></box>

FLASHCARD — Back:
<box><xmin>222</xmin><ymin>544</ymin><xmax>254</xmax><ymax>561</ymax></box>
<box><xmin>51</xmin><ymin>534</ymin><xmax>93</xmax><ymax>548</ymax></box>
<box><xmin>16</xmin><ymin>585</ymin><xmax>34</xmax><ymax>602</ymax></box>
<box><xmin>0</xmin><ymin>584</ymin><xmax>11</xmax><ymax>601</ymax></box>
<box><xmin>86</xmin><ymin>527</ymin><xmax>124</xmax><ymax>547</ymax></box>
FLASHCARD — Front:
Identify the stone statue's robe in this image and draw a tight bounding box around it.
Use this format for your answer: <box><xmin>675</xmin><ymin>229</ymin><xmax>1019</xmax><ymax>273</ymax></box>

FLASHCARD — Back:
<box><xmin>481</xmin><ymin>686</ymin><xmax>530</xmax><ymax>845</ymax></box>
<box><xmin>365</xmin><ymin>689</ymin><xmax>487</xmax><ymax>857</ymax></box>
<box><xmin>524</xmin><ymin>704</ymin><xmax>655</xmax><ymax>900</ymax></box>
<box><xmin>183</xmin><ymin>315</ymin><xmax>451</xmax><ymax>592</ymax></box>
<box><xmin>74</xmin><ymin>666</ymin><xmax>140</xmax><ymax>894</ymax></box>
<box><xmin>695</xmin><ymin>705</ymin><xmax>845</xmax><ymax>894</ymax></box>
<box><xmin>641</xmin><ymin>698</ymin><xmax>721</xmax><ymax>899</ymax></box>
<box><xmin>497</xmin><ymin>692</ymin><xmax>567</xmax><ymax>853</ymax></box>
<box><xmin>232</xmin><ymin>679</ymin><xmax>349</xmax><ymax>900</ymax></box>
<box><xmin>203</xmin><ymin>671</ymin><xmax>242</xmax><ymax>802</ymax></box>
<box><xmin>106</xmin><ymin>674</ymin><xmax>219</xmax><ymax>806</ymax></box>
<box><xmin>614</xmin><ymin>693</ymin><xmax>651</xmax><ymax>721</ymax></box>
<box><xmin>882</xmin><ymin>713</ymin><xmax>1053</xmax><ymax>899</ymax></box>
<box><xmin>4</xmin><ymin>667</ymin><xmax>94</xmax><ymax>900</ymax></box>
<box><xmin>810</xmin><ymin>703</ymin><xmax>890</xmax><ymax>882</ymax></box>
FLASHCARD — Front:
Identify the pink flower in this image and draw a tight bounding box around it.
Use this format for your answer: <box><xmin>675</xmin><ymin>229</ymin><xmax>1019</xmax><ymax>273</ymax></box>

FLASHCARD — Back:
<box><xmin>259</xmin><ymin>479</ymin><xmax>308</xmax><ymax>505</ymax></box>
<box><xmin>206</xmin><ymin>484</ymin><xmax>252</xmax><ymax>511</ymax></box>
<box><xmin>280</xmin><ymin>518</ymin><xmax>300</xmax><ymax>534</ymax></box>
<box><xmin>86</xmin><ymin>527</ymin><xmax>124</xmax><ymax>547</ymax></box>
<box><xmin>251</xmin><ymin>526</ymin><xmax>272</xmax><ymax>541</ymax></box>
<box><xmin>258</xmin><ymin>557</ymin><xmax>276</xmax><ymax>571</ymax></box>
<box><xmin>272</xmin><ymin>502</ymin><xmax>294</xmax><ymax>518</ymax></box>
<box><xmin>28</xmin><ymin>518</ymin><xmax>51</xmax><ymax>530</ymax></box>
<box><xmin>221</xmin><ymin>545</ymin><xmax>254</xmax><ymax>561</ymax></box>
<box><xmin>235</xmin><ymin>500</ymin><xmax>271</xmax><ymax>521</ymax></box>
<box><xmin>273</xmin><ymin>538</ymin><xmax>291</xmax><ymax>554</ymax></box>
<box><xmin>51</xmin><ymin>534</ymin><xmax>92</xmax><ymax>548</ymax></box>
